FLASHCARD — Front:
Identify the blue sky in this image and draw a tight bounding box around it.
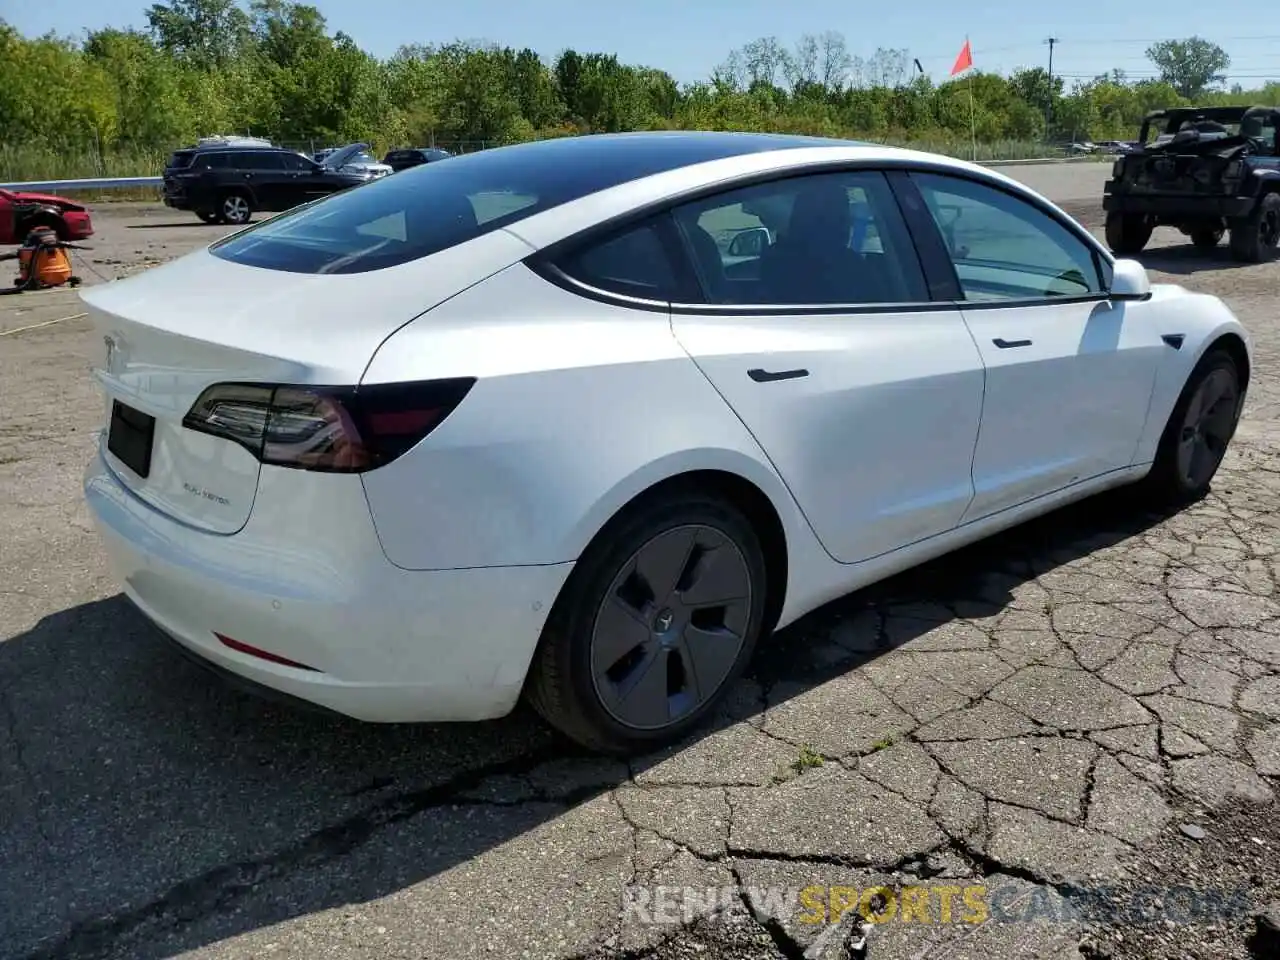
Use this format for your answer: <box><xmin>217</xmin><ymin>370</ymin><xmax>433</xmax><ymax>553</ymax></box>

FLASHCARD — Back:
<box><xmin>11</xmin><ymin>0</ymin><xmax>1279</xmax><ymax>87</ymax></box>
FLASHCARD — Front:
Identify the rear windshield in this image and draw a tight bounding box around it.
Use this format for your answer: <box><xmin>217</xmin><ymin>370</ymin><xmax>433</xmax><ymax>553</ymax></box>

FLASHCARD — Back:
<box><xmin>167</xmin><ymin>151</ymin><xmax>195</xmax><ymax>169</ymax></box>
<box><xmin>209</xmin><ymin>133</ymin><xmax>818</xmax><ymax>275</ymax></box>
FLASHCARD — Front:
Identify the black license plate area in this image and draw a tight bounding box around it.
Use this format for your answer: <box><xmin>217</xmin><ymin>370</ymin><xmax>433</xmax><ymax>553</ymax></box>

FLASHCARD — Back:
<box><xmin>107</xmin><ymin>401</ymin><xmax>156</xmax><ymax>479</ymax></box>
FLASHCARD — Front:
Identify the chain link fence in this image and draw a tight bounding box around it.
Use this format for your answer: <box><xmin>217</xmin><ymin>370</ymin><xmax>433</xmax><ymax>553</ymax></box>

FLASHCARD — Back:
<box><xmin>269</xmin><ymin>139</ymin><xmax>502</xmax><ymax>159</ymax></box>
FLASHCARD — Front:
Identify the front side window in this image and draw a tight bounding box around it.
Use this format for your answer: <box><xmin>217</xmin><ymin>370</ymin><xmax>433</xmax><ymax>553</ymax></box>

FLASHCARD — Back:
<box><xmin>910</xmin><ymin>172</ymin><xmax>1103</xmax><ymax>302</ymax></box>
<box><xmin>670</xmin><ymin>170</ymin><xmax>928</xmax><ymax>306</ymax></box>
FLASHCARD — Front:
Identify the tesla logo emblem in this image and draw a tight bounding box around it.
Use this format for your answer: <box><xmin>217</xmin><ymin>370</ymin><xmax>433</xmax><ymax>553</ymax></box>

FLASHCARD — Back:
<box><xmin>653</xmin><ymin>609</ymin><xmax>674</xmax><ymax>632</ymax></box>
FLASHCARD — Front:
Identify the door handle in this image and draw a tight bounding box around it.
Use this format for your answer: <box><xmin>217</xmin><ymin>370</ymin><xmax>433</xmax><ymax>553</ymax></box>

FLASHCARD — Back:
<box><xmin>748</xmin><ymin>368</ymin><xmax>809</xmax><ymax>383</ymax></box>
<box><xmin>992</xmin><ymin>338</ymin><xmax>1032</xmax><ymax>349</ymax></box>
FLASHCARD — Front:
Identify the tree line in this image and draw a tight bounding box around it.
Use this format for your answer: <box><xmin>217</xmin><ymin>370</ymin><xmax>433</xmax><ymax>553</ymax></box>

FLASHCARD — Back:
<box><xmin>1</xmin><ymin>0</ymin><xmax>1276</xmax><ymax>180</ymax></box>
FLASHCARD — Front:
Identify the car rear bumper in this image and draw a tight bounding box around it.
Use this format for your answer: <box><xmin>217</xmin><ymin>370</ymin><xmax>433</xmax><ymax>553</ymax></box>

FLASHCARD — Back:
<box><xmin>83</xmin><ymin>440</ymin><xmax>572</xmax><ymax>722</ymax></box>
<box><xmin>1102</xmin><ymin>188</ymin><xmax>1254</xmax><ymax>219</ymax></box>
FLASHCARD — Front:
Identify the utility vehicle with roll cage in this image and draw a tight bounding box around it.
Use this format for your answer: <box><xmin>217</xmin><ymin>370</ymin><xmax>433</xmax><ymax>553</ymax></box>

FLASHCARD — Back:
<box><xmin>1102</xmin><ymin>105</ymin><xmax>1280</xmax><ymax>262</ymax></box>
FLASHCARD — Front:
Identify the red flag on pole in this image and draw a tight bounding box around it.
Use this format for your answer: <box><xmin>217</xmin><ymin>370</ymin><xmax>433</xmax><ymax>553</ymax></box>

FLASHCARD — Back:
<box><xmin>950</xmin><ymin>38</ymin><xmax>973</xmax><ymax>76</ymax></box>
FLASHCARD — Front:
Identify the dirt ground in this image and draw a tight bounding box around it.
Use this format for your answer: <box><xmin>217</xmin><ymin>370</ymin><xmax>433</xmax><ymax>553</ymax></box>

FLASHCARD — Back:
<box><xmin>1</xmin><ymin>187</ymin><xmax>1277</xmax><ymax>960</ymax></box>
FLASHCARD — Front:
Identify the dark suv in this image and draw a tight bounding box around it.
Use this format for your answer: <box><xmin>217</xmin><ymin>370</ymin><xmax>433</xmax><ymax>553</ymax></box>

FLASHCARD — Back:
<box><xmin>162</xmin><ymin>143</ymin><xmax>371</xmax><ymax>225</ymax></box>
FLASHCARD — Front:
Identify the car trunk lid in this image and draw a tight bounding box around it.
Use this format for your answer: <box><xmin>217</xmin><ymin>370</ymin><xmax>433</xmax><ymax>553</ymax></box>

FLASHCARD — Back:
<box><xmin>81</xmin><ymin>230</ymin><xmax>532</xmax><ymax>534</ymax></box>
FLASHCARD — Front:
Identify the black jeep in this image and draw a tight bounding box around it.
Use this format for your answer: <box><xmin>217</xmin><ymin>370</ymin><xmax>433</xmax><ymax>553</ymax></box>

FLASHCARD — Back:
<box><xmin>1102</xmin><ymin>105</ymin><xmax>1280</xmax><ymax>262</ymax></box>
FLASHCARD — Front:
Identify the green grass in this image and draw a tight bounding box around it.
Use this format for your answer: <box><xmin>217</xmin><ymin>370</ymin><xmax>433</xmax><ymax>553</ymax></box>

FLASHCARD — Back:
<box><xmin>792</xmin><ymin>745</ymin><xmax>825</xmax><ymax>773</ymax></box>
<box><xmin>1</xmin><ymin>144</ymin><xmax>167</xmax><ymax>182</ymax></box>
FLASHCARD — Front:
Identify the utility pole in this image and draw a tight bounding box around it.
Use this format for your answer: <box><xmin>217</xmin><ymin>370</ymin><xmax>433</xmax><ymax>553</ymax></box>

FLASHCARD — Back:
<box><xmin>1044</xmin><ymin>37</ymin><xmax>1060</xmax><ymax>138</ymax></box>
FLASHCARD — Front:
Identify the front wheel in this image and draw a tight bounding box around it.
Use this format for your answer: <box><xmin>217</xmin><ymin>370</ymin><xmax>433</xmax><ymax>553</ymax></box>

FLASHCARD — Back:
<box><xmin>1228</xmin><ymin>193</ymin><xmax>1280</xmax><ymax>263</ymax></box>
<box><xmin>1142</xmin><ymin>348</ymin><xmax>1243</xmax><ymax>505</ymax></box>
<box><xmin>525</xmin><ymin>492</ymin><xmax>768</xmax><ymax>754</ymax></box>
<box><xmin>1105</xmin><ymin>212</ymin><xmax>1153</xmax><ymax>255</ymax></box>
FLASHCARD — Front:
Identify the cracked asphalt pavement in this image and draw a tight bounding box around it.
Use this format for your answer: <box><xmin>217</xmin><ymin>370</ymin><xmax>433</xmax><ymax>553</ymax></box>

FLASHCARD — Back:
<box><xmin>2</xmin><ymin>166</ymin><xmax>1278</xmax><ymax>960</ymax></box>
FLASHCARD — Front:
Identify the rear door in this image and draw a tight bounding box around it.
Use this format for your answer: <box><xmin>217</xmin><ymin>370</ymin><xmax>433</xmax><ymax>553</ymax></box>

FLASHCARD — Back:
<box><xmin>666</xmin><ymin>169</ymin><xmax>985</xmax><ymax>564</ymax></box>
<box><xmin>243</xmin><ymin>151</ymin><xmax>289</xmax><ymax>210</ymax></box>
<box><xmin>903</xmin><ymin>170</ymin><xmax>1163</xmax><ymax>521</ymax></box>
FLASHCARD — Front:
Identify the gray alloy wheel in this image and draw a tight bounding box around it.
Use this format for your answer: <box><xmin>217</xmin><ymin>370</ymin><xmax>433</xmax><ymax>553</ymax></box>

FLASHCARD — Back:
<box><xmin>1174</xmin><ymin>365</ymin><xmax>1239</xmax><ymax>490</ymax></box>
<box><xmin>221</xmin><ymin>193</ymin><xmax>251</xmax><ymax>225</ymax></box>
<box><xmin>589</xmin><ymin>524</ymin><xmax>753</xmax><ymax>731</ymax></box>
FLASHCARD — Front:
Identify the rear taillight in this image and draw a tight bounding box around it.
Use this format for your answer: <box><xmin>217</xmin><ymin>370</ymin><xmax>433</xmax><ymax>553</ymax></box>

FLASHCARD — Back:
<box><xmin>182</xmin><ymin>378</ymin><xmax>475</xmax><ymax>473</ymax></box>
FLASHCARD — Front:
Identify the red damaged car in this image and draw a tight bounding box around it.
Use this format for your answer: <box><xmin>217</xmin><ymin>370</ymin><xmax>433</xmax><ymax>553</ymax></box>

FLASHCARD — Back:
<box><xmin>0</xmin><ymin>187</ymin><xmax>94</xmax><ymax>244</ymax></box>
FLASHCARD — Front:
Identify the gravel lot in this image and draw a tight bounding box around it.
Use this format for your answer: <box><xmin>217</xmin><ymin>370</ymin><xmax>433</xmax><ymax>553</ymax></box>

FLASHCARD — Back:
<box><xmin>1</xmin><ymin>163</ymin><xmax>1277</xmax><ymax>960</ymax></box>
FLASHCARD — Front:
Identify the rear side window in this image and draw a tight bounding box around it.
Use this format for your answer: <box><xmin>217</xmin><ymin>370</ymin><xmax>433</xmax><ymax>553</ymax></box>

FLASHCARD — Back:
<box><xmin>556</xmin><ymin>221</ymin><xmax>679</xmax><ymax>300</ymax></box>
<box><xmin>167</xmin><ymin>151</ymin><xmax>195</xmax><ymax>169</ymax></box>
<box><xmin>199</xmin><ymin>153</ymin><xmax>228</xmax><ymax>170</ymax></box>
<box><xmin>210</xmin><ymin>135</ymin><xmax>819</xmax><ymax>275</ymax></box>
<box><xmin>248</xmin><ymin>151</ymin><xmax>285</xmax><ymax>170</ymax></box>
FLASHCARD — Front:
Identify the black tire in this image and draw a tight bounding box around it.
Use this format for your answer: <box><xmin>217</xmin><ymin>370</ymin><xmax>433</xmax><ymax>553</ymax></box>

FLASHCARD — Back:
<box><xmin>1189</xmin><ymin>227</ymin><xmax>1223</xmax><ymax>249</ymax></box>
<box><xmin>196</xmin><ymin>209</ymin><xmax>222</xmax><ymax>224</ymax></box>
<box><xmin>524</xmin><ymin>490</ymin><xmax>768</xmax><ymax>755</ymax></box>
<box><xmin>219</xmin><ymin>191</ymin><xmax>253</xmax><ymax>226</ymax></box>
<box><xmin>1228</xmin><ymin>193</ymin><xmax>1280</xmax><ymax>263</ymax></box>
<box><xmin>1142</xmin><ymin>347</ymin><xmax>1243</xmax><ymax>505</ymax></box>
<box><xmin>1105</xmin><ymin>212</ymin><xmax>1153</xmax><ymax>255</ymax></box>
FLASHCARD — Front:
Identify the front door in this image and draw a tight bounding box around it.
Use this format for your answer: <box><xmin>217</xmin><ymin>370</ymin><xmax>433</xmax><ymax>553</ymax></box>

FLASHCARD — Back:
<box><xmin>276</xmin><ymin>151</ymin><xmax>317</xmax><ymax>207</ymax></box>
<box><xmin>667</xmin><ymin>169</ymin><xmax>986</xmax><ymax>564</ymax></box>
<box><xmin>905</xmin><ymin>170</ymin><xmax>1164</xmax><ymax>521</ymax></box>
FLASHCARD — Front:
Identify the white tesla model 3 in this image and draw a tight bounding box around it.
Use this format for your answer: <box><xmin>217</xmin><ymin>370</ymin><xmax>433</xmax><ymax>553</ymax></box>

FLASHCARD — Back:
<box><xmin>82</xmin><ymin>132</ymin><xmax>1251</xmax><ymax>753</ymax></box>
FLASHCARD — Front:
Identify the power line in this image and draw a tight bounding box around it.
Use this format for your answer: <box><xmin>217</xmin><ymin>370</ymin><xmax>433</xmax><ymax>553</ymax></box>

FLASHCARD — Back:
<box><xmin>913</xmin><ymin>34</ymin><xmax>1280</xmax><ymax>63</ymax></box>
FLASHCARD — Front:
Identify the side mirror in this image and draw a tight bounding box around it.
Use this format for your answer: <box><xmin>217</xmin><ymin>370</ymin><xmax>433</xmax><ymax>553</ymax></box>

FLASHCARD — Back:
<box><xmin>728</xmin><ymin>227</ymin><xmax>769</xmax><ymax>258</ymax></box>
<box><xmin>1109</xmin><ymin>258</ymin><xmax>1151</xmax><ymax>301</ymax></box>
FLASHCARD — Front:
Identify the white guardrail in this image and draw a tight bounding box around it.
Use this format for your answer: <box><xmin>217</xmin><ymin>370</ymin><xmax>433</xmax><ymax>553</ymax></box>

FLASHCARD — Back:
<box><xmin>0</xmin><ymin>176</ymin><xmax>163</xmax><ymax>192</ymax></box>
<box><xmin>0</xmin><ymin>157</ymin><xmax>1097</xmax><ymax>193</ymax></box>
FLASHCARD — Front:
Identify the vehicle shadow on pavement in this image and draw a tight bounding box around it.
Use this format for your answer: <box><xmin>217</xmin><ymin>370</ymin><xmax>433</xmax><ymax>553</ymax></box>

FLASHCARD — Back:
<box><xmin>0</xmin><ymin>487</ymin><xmax>1180</xmax><ymax>960</ymax></box>
<box><xmin>1135</xmin><ymin>243</ymin><xmax>1268</xmax><ymax>276</ymax></box>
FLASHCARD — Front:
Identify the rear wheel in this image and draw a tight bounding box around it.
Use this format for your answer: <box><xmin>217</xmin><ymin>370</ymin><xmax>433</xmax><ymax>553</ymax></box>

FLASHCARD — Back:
<box><xmin>219</xmin><ymin>191</ymin><xmax>252</xmax><ymax>226</ymax></box>
<box><xmin>1105</xmin><ymin>212</ymin><xmax>1152</xmax><ymax>255</ymax></box>
<box><xmin>525</xmin><ymin>491</ymin><xmax>767</xmax><ymax>754</ymax></box>
<box><xmin>1142</xmin><ymin>348</ymin><xmax>1243</xmax><ymax>505</ymax></box>
<box><xmin>196</xmin><ymin>209</ymin><xmax>222</xmax><ymax>224</ymax></box>
<box><xmin>1228</xmin><ymin>193</ymin><xmax>1280</xmax><ymax>263</ymax></box>
<box><xmin>1189</xmin><ymin>226</ymin><xmax>1223</xmax><ymax>249</ymax></box>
